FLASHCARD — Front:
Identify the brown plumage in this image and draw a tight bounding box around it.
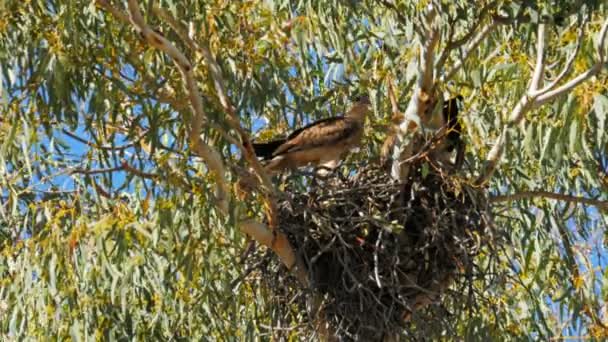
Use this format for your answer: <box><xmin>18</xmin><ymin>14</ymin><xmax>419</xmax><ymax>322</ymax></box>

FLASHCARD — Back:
<box><xmin>381</xmin><ymin>95</ymin><xmax>464</xmax><ymax>167</ymax></box>
<box><xmin>253</xmin><ymin>96</ymin><xmax>371</xmax><ymax>173</ymax></box>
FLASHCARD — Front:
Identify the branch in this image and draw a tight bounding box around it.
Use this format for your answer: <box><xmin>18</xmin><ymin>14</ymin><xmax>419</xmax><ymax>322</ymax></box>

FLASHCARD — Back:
<box><xmin>240</xmin><ymin>220</ymin><xmax>309</xmax><ymax>286</ymax></box>
<box><xmin>62</xmin><ymin>129</ymin><xmax>145</xmax><ymax>151</ymax></box>
<box><xmin>475</xmin><ymin>18</ymin><xmax>608</xmax><ymax>185</ymax></box>
<box><xmin>437</xmin><ymin>1</ymin><xmax>499</xmax><ymax>76</ymax></box>
<box><xmin>118</xmin><ymin>52</ymin><xmax>245</xmax><ymax>151</ymax></box>
<box><xmin>104</xmin><ymin>3</ymin><xmax>291</xmax><ymax>270</ymax></box>
<box><xmin>598</xmin><ymin>17</ymin><xmax>608</xmax><ymax>62</ymax></box>
<box><xmin>120</xmin><ymin>159</ymin><xmax>158</xmax><ymax>179</ymax></box>
<box><xmin>390</xmin><ymin>4</ymin><xmax>439</xmax><ymax>180</ymax></box>
<box><xmin>533</xmin><ymin>18</ymin><xmax>607</xmax><ymax>105</ymax></box>
<box><xmin>152</xmin><ymin>5</ymin><xmax>278</xmax><ymax>220</ymax></box>
<box><xmin>150</xmin><ymin>6</ymin><xmax>229</xmax><ymax>112</ymax></box>
<box><xmin>538</xmin><ymin>19</ymin><xmax>587</xmax><ymax>93</ymax></box>
<box><xmin>533</xmin><ymin>62</ymin><xmax>603</xmax><ymax>107</ymax></box>
<box><xmin>490</xmin><ymin>191</ymin><xmax>608</xmax><ymax>211</ymax></box>
<box><xmin>442</xmin><ymin>1</ymin><xmax>587</xmax><ymax>82</ymax></box>
<box><xmin>101</xmin><ymin>0</ymin><xmax>230</xmax><ymax>212</ymax></box>
<box><xmin>71</xmin><ymin>165</ymin><xmax>124</xmax><ymax>175</ymax></box>
<box><xmin>530</xmin><ymin>23</ymin><xmax>547</xmax><ymax>91</ymax></box>
<box><xmin>442</xmin><ymin>22</ymin><xmax>497</xmax><ymax>82</ymax></box>
<box><xmin>96</xmin><ymin>0</ymin><xmax>130</xmax><ymax>24</ymax></box>
<box><xmin>70</xmin><ymin>160</ymin><xmax>157</xmax><ymax>180</ymax></box>
<box><xmin>419</xmin><ymin>5</ymin><xmax>439</xmax><ymax>92</ymax></box>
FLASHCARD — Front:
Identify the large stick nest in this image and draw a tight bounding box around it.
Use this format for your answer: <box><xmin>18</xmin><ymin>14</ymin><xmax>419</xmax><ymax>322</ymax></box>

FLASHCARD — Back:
<box><xmin>247</xmin><ymin>161</ymin><xmax>495</xmax><ymax>340</ymax></box>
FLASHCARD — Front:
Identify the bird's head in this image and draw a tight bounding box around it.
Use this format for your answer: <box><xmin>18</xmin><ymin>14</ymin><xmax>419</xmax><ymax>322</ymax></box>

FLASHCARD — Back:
<box><xmin>347</xmin><ymin>94</ymin><xmax>371</xmax><ymax>121</ymax></box>
<box><xmin>353</xmin><ymin>94</ymin><xmax>371</xmax><ymax>105</ymax></box>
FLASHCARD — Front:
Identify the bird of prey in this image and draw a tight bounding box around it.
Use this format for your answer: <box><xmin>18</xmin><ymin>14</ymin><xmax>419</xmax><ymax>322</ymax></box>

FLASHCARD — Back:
<box><xmin>439</xmin><ymin>95</ymin><xmax>464</xmax><ymax>152</ymax></box>
<box><xmin>434</xmin><ymin>95</ymin><xmax>465</xmax><ymax>169</ymax></box>
<box><xmin>252</xmin><ymin>95</ymin><xmax>371</xmax><ymax>173</ymax></box>
<box><xmin>381</xmin><ymin>95</ymin><xmax>464</xmax><ymax>168</ymax></box>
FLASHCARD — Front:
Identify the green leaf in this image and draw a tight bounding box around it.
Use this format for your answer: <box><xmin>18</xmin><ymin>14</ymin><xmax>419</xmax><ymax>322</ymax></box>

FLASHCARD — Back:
<box><xmin>567</xmin><ymin>117</ymin><xmax>579</xmax><ymax>155</ymax></box>
<box><xmin>540</xmin><ymin>125</ymin><xmax>555</xmax><ymax>162</ymax></box>
<box><xmin>593</xmin><ymin>94</ymin><xmax>607</xmax><ymax>144</ymax></box>
<box><xmin>522</xmin><ymin>122</ymin><xmax>535</xmax><ymax>158</ymax></box>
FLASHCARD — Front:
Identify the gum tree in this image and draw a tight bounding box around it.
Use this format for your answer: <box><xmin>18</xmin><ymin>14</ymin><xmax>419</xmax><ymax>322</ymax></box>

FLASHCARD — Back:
<box><xmin>1</xmin><ymin>0</ymin><xmax>607</xmax><ymax>340</ymax></box>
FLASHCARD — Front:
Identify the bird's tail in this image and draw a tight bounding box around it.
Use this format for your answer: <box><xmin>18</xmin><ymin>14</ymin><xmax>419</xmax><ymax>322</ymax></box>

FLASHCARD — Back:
<box><xmin>252</xmin><ymin>139</ymin><xmax>286</xmax><ymax>160</ymax></box>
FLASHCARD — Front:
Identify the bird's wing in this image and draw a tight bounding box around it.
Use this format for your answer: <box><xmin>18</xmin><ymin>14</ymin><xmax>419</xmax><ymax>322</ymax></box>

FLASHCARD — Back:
<box><xmin>285</xmin><ymin>116</ymin><xmax>344</xmax><ymax>140</ymax></box>
<box><xmin>273</xmin><ymin>116</ymin><xmax>361</xmax><ymax>156</ymax></box>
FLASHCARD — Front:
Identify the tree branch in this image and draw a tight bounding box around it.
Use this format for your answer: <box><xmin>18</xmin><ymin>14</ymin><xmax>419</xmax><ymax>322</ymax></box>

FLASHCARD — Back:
<box><xmin>152</xmin><ymin>5</ymin><xmax>278</xmax><ymax>220</ymax></box>
<box><xmin>490</xmin><ymin>191</ymin><xmax>608</xmax><ymax>211</ymax></box>
<box><xmin>533</xmin><ymin>62</ymin><xmax>603</xmax><ymax>107</ymax></box>
<box><xmin>442</xmin><ymin>22</ymin><xmax>497</xmax><ymax>82</ymax></box>
<box><xmin>70</xmin><ymin>160</ymin><xmax>157</xmax><ymax>180</ymax></box>
<box><xmin>100</xmin><ymin>0</ymin><xmax>230</xmax><ymax>212</ymax></box>
<box><xmin>62</xmin><ymin>128</ymin><xmax>145</xmax><ymax>151</ymax></box>
<box><xmin>533</xmin><ymin>18</ymin><xmax>607</xmax><ymax>105</ymax></box>
<box><xmin>240</xmin><ymin>220</ymin><xmax>309</xmax><ymax>286</ymax></box>
<box><xmin>120</xmin><ymin>159</ymin><xmax>158</xmax><ymax>179</ymax></box>
<box><xmin>437</xmin><ymin>1</ymin><xmax>499</xmax><ymax>77</ymax></box>
<box><xmin>390</xmin><ymin>4</ymin><xmax>439</xmax><ymax>180</ymax></box>
<box><xmin>530</xmin><ymin>23</ymin><xmax>547</xmax><ymax>91</ymax></box>
<box><xmin>475</xmin><ymin>18</ymin><xmax>608</xmax><ymax>185</ymax></box>
<box><xmin>96</xmin><ymin>0</ymin><xmax>130</xmax><ymax>24</ymax></box>
<box><xmin>71</xmin><ymin>165</ymin><xmax>124</xmax><ymax>175</ymax></box>
<box><xmin>538</xmin><ymin>19</ymin><xmax>587</xmax><ymax>93</ymax></box>
<box><xmin>147</xmin><ymin>4</ymin><xmax>301</xmax><ymax>280</ymax></box>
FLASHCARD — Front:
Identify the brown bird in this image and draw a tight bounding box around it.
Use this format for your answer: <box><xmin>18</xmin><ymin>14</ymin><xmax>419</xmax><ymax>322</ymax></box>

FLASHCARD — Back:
<box><xmin>252</xmin><ymin>95</ymin><xmax>371</xmax><ymax>173</ymax></box>
<box><xmin>381</xmin><ymin>95</ymin><xmax>464</xmax><ymax>167</ymax></box>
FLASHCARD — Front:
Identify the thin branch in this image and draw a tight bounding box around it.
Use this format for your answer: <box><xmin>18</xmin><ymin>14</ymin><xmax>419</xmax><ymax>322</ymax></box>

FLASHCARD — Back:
<box><xmin>443</xmin><ymin>1</ymin><xmax>587</xmax><ymax>82</ymax></box>
<box><xmin>534</xmin><ymin>18</ymin><xmax>608</xmax><ymax>106</ymax></box>
<box><xmin>152</xmin><ymin>7</ymin><xmax>230</xmax><ymax>117</ymax></box>
<box><xmin>475</xmin><ymin>95</ymin><xmax>534</xmax><ymax>185</ymax></box>
<box><xmin>114</xmin><ymin>53</ymin><xmax>244</xmax><ymax>151</ymax></box>
<box><xmin>62</xmin><ymin>129</ymin><xmax>145</xmax><ymax>151</ymax></box>
<box><xmin>92</xmin><ymin>179</ymin><xmax>113</xmax><ymax>199</ymax></box>
<box><xmin>538</xmin><ymin>19</ymin><xmax>587</xmax><ymax>93</ymax></box>
<box><xmin>490</xmin><ymin>191</ymin><xmax>608</xmax><ymax>211</ymax></box>
<box><xmin>500</xmin><ymin>0</ymin><xmax>590</xmax><ymax>25</ymax></box>
<box><xmin>152</xmin><ymin>5</ymin><xmax>277</xmax><ymax>212</ymax></box>
<box><xmin>70</xmin><ymin>161</ymin><xmax>157</xmax><ymax>180</ymax></box>
<box><xmin>148</xmin><ymin>4</ymin><xmax>300</xmax><ymax>280</ymax></box>
<box><xmin>436</xmin><ymin>1</ymin><xmax>499</xmax><ymax>74</ymax></box>
<box><xmin>476</xmin><ymin>18</ymin><xmax>608</xmax><ymax>185</ymax></box>
<box><xmin>443</xmin><ymin>22</ymin><xmax>497</xmax><ymax>81</ymax></box>
<box><xmin>96</xmin><ymin>0</ymin><xmax>130</xmax><ymax>24</ymax></box>
<box><xmin>120</xmin><ymin>160</ymin><xmax>158</xmax><ymax>179</ymax></box>
<box><xmin>102</xmin><ymin>5</ymin><xmax>289</xmax><ymax>277</ymax></box>
<box><xmin>71</xmin><ymin>165</ymin><xmax>124</xmax><ymax>175</ymax></box>
<box><xmin>533</xmin><ymin>63</ymin><xmax>603</xmax><ymax>107</ymax></box>
<box><xmin>104</xmin><ymin>0</ymin><xmax>230</xmax><ymax>212</ymax></box>
<box><xmin>530</xmin><ymin>24</ymin><xmax>547</xmax><ymax>91</ymax></box>
<box><xmin>599</xmin><ymin>17</ymin><xmax>608</xmax><ymax>62</ymax></box>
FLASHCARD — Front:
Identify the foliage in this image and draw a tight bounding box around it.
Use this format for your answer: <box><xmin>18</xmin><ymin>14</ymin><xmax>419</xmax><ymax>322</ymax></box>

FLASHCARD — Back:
<box><xmin>1</xmin><ymin>0</ymin><xmax>607</xmax><ymax>340</ymax></box>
